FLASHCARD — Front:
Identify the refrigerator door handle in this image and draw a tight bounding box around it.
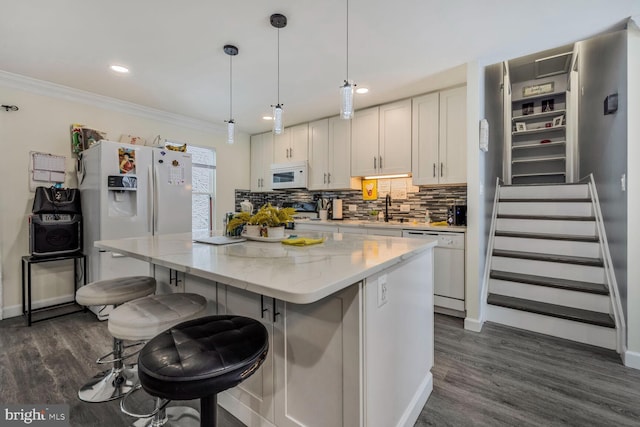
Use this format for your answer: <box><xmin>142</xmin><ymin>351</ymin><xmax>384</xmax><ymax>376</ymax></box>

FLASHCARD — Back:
<box><xmin>153</xmin><ymin>165</ymin><xmax>159</xmax><ymax>234</ymax></box>
<box><xmin>147</xmin><ymin>165</ymin><xmax>153</xmax><ymax>233</ymax></box>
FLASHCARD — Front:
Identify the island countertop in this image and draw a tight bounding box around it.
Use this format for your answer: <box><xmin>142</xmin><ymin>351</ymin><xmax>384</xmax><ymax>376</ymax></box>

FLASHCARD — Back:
<box><xmin>95</xmin><ymin>231</ymin><xmax>437</xmax><ymax>304</ymax></box>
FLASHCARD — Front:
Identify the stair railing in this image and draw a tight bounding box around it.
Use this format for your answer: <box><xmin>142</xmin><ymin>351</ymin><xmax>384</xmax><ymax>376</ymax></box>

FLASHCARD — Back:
<box><xmin>479</xmin><ymin>177</ymin><xmax>502</xmax><ymax>324</ymax></box>
<box><xmin>584</xmin><ymin>173</ymin><xmax>626</xmax><ymax>354</ymax></box>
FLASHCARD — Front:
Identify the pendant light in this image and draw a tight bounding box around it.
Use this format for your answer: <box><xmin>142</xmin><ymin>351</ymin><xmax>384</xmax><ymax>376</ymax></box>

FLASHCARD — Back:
<box><xmin>340</xmin><ymin>0</ymin><xmax>355</xmax><ymax>119</ymax></box>
<box><xmin>270</xmin><ymin>13</ymin><xmax>287</xmax><ymax>135</ymax></box>
<box><xmin>224</xmin><ymin>44</ymin><xmax>238</xmax><ymax>144</ymax></box>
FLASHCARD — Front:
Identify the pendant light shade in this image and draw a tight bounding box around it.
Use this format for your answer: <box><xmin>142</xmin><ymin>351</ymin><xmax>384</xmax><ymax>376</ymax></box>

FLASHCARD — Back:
<box><xmin>340</xmin><ymin>0</ymin><xmax>356</xmax><ymax>119</ymax></box>
<box><xmin>224</xmin><ymin>44</ymin><xmax>238</xmax><ymax>144</ymax></box>
<box><xmin>271</xmin><ymin>13</ymin><xmax>287</xmax><ymax>135</ymax></box>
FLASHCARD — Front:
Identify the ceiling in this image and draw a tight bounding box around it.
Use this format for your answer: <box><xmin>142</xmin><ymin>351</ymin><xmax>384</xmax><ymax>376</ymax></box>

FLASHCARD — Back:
<box><xmin>2</xmin><ymin>1</ymin><xmax>639</xmax><ymax>135</ymax></box>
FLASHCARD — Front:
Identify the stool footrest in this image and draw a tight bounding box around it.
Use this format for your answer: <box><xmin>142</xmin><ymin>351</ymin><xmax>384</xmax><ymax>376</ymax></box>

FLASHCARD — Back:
<box><xmin>121</xmin><ymin>383</ymin><xmax>171</xmax><ymax>419</ymax></box>
<box><xmin>97</xmin><ymin>341</ymin><xmax>145</xmax><ymax>365</ymax></box>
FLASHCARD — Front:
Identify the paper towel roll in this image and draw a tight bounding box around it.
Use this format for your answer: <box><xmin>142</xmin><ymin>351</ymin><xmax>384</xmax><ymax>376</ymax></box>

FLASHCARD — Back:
<box><xmin>332</xmin><ymin>199</ymin><xmax>343</xmax><ymax>219</ymax></box>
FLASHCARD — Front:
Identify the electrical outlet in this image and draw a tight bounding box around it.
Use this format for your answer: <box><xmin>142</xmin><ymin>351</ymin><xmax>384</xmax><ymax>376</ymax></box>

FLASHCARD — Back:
<box><xmin>378</xmin><ymin>275</ymin><xmax>388</xmax><ymax>307</ymax></box>
<box><xmin>400</xmin><ymin>204</ymin><xmax>410</xmax><ymax>212</ymax></box>
<box><xmin>348</xmin><ymin>204</ymin><xmax>357</xmax><ymax>212</ymax></box>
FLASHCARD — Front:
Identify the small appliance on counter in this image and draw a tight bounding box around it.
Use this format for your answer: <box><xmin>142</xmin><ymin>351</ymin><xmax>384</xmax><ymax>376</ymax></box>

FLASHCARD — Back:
<box><xmin>282</xmin><ymin>201</ymin><xmax>318</xmax><ymax>229</ymax></box>
<box><xmin>447</xmin><ymin>204</ymin><xmax>467</xmax><ymax>226</ymax></box>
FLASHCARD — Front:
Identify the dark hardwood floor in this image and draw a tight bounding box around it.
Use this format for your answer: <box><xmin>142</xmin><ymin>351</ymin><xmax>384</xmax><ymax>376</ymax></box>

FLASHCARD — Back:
<box><xmin>1</xmin><ymin>311</ymin><xmax>639</xmax><ymax>426</ymax></box>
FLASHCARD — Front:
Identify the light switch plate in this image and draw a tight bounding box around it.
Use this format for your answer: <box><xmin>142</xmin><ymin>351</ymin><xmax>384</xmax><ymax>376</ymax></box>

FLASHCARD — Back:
<box><xmin>348</xmin><ymin>204</ymin><xmax>357</xmax><ymax>212</ymax></box>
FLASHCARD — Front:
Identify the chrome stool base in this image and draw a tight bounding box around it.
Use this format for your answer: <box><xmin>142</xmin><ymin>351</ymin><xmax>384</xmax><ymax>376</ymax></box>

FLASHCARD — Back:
<box><xmin>133</xmin><ymin>407</ymin><xmax>200</xmax><ymax>427</ymax></box>
<box><xmin>78</xmin><ymin>364</ymin><xmax>138</xmax><ymax>402</ymax></box>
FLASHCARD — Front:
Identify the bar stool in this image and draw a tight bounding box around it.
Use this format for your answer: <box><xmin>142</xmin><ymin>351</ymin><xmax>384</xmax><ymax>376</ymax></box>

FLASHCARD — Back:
<box><xmin>121</xmin><ymin>315</ymin><xmax>269</xmax><ymax>427</ymax></box>
<box><xmin>76</xmin><ymin>276</ymin><xmax>156</xmax><ymax>403</ymax></box>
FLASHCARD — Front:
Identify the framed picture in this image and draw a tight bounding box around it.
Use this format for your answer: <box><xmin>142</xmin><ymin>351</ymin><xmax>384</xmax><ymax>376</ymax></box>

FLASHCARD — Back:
<box><xmin>552</xmin><ymin>115</ymin><xmax>564</xmax><ymax>127</ymax></box>
<box><xmin>362</xmin><ymin>179</ymin><xmax>377</xmax><ymax>200</ymax></box>
<box><xmin>515</xmin><ymin>122</ymin><xmax>527</xmax><ymax>132</ymax></box>
<box><xmin>541</xmin><ymin>99</ymin><xmax>555</xmax><ymax>112</ymax></box>
<box><xmin>522</xmin><ymin>102</ymin><xmax>534</xmax><ymax>115</ymax></box>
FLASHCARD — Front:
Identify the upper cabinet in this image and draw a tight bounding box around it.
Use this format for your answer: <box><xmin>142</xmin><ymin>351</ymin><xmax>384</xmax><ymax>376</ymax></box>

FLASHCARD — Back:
<box><xmin>273</xmin><ymin>123</ymin><xmax>309</xmax><ymax>164</ymax></box>
<box><xmin>412</xmin><ymin>86</ymin><xmax>467</xmax><ymax>185</ymax></box>
<box><xmin>250</xmin><ymin>132</ymin><xmax>274</xmax><ymax>192</ymax></box>
<box><xmin>309</xmin><ymin>117</ymin><xmax>360</xmax><ymax>190</ymax></box>
<box><xmin>351</xmin><ymin>99</ymin><xmax>412</xmax><ymax>177</ymax></box>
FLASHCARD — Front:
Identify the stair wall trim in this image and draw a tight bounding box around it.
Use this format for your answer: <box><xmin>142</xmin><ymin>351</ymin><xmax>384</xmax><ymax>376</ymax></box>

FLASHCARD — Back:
<box><xmin>486</xmin><ymin>304</ymin><xmax>617</xmax><ymax>350</ymax></box>
<box><xmin>479</xmin><ymin>177</ymin><xmax>501</xmax><ymax>327</ymax></box>
<box><xmin>587</xmin><ymin>174</ymin><xmax>626</xmax><ymax>355</ymax></box>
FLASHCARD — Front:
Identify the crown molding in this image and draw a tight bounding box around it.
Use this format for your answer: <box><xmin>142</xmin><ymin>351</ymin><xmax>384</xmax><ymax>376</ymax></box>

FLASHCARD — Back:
<box><xmin>0</xmin><ymin>70</ymin><xmax>226</xmax><ymax>134</ymax></box>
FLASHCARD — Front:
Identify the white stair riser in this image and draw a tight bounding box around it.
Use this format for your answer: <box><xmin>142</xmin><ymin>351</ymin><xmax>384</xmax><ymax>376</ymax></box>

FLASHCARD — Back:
<box><xmin>498</xmin><ymin>202</ymin><xmax>593</xmax><ymax>217</ymax></box>
<box><xmin>489</xmin><ymin>279</ymin><xmax>610</xmax><ymax>312</ymax></box>
<box><xmin>491</xmin><ymin>256</ymin><xmax>604</xmax><ymax>284</ymax></box>
<box><xmin>494</xmin><ymin>236</ymin><xmax>601</xmax><ymax>259</ymax></box>
<box><xmin>500</xmin><ymin>185</ymin><xmax>589</xmax><ymax>199</ymax></box>
<box><xmin>496</xmin><ymin>218</ymin><xmax>597</xmax><ymax>236</ymax></box>
<box><xmin>486</xmin><ymin>305</ymin><xmax>616</xmax><ymax>350</ymax></box>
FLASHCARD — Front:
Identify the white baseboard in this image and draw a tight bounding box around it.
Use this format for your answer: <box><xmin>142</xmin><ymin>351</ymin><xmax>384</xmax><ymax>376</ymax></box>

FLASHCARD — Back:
<box><xmin>2</xmin><ymin>293</ymin><xmax>75</xmax><ymax>319</ymax></box>
<box><xmin>624</xmin><ymin>349</ymin><xmax>640</xmax><ymax>370</ymax></box>
<box><xmin>399</xmin><ymin>372</ymin><xmax>433</xmax><ymax>427</ymax></box>
<box><xmin>464</xmin><ymin>316</ymin><xmax>484</xmax><ymax>332</ymax></box>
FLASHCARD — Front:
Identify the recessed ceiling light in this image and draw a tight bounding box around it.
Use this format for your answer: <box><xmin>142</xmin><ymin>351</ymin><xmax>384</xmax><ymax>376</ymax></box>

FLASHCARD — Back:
<box><xmin>110</xmin><ymin>65</ymin><xmax>130</xmax><ymax>73</ymax></box>
<box><xmin>263</xmin><ymin>116</ymin><xmax>273</xmax><ymax>120</ymax></box>
<box><xmin>356</xmin><ymin>87</ymin><xmax>369</xmax><ymax>94</ymax></box>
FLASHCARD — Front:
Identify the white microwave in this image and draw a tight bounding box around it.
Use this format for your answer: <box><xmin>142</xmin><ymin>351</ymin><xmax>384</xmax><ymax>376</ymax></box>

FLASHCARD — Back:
<box><xmin>270</xmin><ymin>161</ymin><xmax>308</xmax><ymax>189</ymax></box>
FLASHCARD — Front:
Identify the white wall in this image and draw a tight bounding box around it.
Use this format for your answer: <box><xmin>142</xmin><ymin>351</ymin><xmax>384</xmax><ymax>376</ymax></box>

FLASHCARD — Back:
<box><xmin>0</xmin><ymin>78</ymin><xmax>250</xmax><ymax>318</ymax></box>
<box><xmin>625</xmin><ymin>20</ymin><xmax>640</xmax><ymax>369</ymax></box>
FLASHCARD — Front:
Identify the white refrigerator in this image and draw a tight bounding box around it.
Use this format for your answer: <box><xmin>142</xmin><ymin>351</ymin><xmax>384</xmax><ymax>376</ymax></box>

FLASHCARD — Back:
<box><xmin>79</xmin><ymin>140</ymin><xmax>192</xmax><ymax>318</ymax></box>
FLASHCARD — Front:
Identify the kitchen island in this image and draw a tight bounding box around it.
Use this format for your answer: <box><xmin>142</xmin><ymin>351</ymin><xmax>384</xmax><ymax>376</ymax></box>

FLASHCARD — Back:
<box><xmin>95</xmin><ymin>231</ymin><xmax>437</xmax><ymax>427</ymax></box>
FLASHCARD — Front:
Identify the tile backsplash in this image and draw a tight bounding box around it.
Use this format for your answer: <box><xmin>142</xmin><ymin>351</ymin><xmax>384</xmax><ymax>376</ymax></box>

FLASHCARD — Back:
<box><xmin>234</xmin><ymin>181</ymin><xmax>466</xmax><ymax>223</ymax></box>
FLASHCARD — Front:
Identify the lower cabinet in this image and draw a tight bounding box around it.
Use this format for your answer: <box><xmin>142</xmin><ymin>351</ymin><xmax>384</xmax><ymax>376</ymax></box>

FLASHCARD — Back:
<box><xmin>153</xmin><ymin>264</ymin><xmax>185</xmax><ymax>294</ymax></box>
<box><xmin>216</xmin><ymin>284</ymin><xmax>360</xmax><ymax>427</ymax></box>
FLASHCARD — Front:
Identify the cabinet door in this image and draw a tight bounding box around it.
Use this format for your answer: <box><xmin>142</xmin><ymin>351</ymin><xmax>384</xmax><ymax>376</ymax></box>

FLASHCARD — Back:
<box><xmin>366</xmin><ymin>228</ymin><xmax>402</xmax><ymax>237</ymax></box>
<box><xmin>153</xmin><ymin>265</ymin><xmax>184</xmax><ymax>294</ymax></box>
<box><xmin>439</xmin><ymin>86</ymin><xmax>467</xmax><ymax>184</ymax></box>
<box><xmin>379</xmin><ymin>99</ymin><xmax>412</xmax><ymax>174</ymax></box>
<box><xmin>273</xmin><ymin>128</ymin><xmax>292</xmax><ymax>164</ymax></box>
<box><xmin>351</xmin><ymin>106</ymin><xmax>379</xmax><ymax>176</ymax></box>
<box><xmin>308</xmin><ymin>119</ymin><xmax>329</xmax><ymax>190</ymax></box>
<box><xmin>328</xmin><ymin>115</ymin><xmax>354</xmax><ymax>189</ymax></box>
<box><xmin>411</xmin><ymin>93</ymin><xmax>440</xmax><ymax>185</ymax></box>
<box><xmin>274</xmin><ymin>286</ymin><xmax>360</xmax><ymax>427</ymax></box>
<box><xmin>294</xmin><ymin>223</ymin><xmax>338</xmax><ymax>233</ymax></box>
<box><xmin>250</xmin><ymin>132</ymin><xmax>273</xmax><ymax>192</ymax></box>
<box><xmin>217</xmin><ymin>286</ymin><xmax>275</xmax><ymax>422</ymax></box>
<box><xmin>338</xmin><ymin>226</ymin><xmax>366</xmax><ymax>235</ymax></box>
<box><xmin>288</xmin><ymin>123</ymin><xmax>309</xmax><ymax>163</ymax></box>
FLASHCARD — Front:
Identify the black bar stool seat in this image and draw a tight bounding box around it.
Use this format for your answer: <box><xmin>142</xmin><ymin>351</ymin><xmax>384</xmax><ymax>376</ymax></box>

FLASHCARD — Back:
<box><xmin>135</xmin><ymin>315</ymin><xmax>269</xmax><ymax>426</ymax></box>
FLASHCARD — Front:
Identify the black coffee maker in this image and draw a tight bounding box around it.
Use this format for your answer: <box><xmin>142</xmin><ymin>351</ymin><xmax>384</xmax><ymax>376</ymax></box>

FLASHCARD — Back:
<box><xmin>447</xmin><ymin>204</ymin><xmax>467</xmax><ymax>226</ymax></box>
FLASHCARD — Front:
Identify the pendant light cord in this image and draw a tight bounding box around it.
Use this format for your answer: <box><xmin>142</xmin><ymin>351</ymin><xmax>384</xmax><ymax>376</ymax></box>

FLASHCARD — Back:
<box><xmin>229</xmin><ymin>54</ymin><xmax>233</xmax><ymax>119</ymax></box>
<box><xmin>346</xmin><ymin>0</ymin><xmax>349</xmax><ymax>81</ymax></box>
<box><xmin>277</xmin><ymin>28</ymin><xmax>281</xmax><ymax>105</ymax></box>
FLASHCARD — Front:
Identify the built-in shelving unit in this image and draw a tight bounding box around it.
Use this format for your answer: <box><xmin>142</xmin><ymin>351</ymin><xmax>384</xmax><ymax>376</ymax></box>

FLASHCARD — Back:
<box><xmin>510</xmin><ymin>83</ymin><xmax>568</xmax><ymax>185</ymax></box>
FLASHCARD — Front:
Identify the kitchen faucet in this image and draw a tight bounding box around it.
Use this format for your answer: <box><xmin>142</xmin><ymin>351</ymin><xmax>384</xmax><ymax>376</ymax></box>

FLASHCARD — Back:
<box><xmin>384</xmin><ymin>194</ymin><xmax>392</xmax><ymax>222</ymax></box>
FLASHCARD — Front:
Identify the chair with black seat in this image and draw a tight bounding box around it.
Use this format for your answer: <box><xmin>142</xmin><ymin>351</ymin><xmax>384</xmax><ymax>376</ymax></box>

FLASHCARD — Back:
<box><xmin>121</xmin><ymin>315</ymin><xmax>269</xmax><ymax>427</ymax></box>
<box><xmin>75</xmin><ymin>276</ymin><xmax>156</xmax><ymax>403</ymax></box>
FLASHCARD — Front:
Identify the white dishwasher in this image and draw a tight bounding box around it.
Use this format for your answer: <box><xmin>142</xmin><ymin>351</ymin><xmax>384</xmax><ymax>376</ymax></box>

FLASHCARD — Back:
<box><xmin>402</xmin><ymin>229</ymin><xmax>465</xmax><ymax>316</ymax></box>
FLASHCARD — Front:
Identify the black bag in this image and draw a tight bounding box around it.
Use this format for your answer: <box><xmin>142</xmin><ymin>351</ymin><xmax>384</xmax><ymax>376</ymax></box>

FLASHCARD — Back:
<box><xmin>32</xmin><ymin>186</ymin><xmax>82</xmax><ymax>215</ymax></box>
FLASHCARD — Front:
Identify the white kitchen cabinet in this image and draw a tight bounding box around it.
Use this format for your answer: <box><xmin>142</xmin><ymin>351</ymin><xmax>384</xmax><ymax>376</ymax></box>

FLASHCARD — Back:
<box><xmin>366</xmin><ymin>227</ymin><xmax>402</xmax><ymax>237</ymax></box>
<box><xmin>309</xmin><ymin>116</ymin><xmax>360</xmax><ymax>190</ymax></box>
<box><xmin>412</xmin><ymin>86</ymin><xmax>467</xmax><ymax>185</ymax></box>
<box><xmin>273</xmin><ymin>286</ymin><xmax>360</xmax><ymax>427</ymax></box>
<box><xmin>273</xmin><ymin>123</ymin><xmax>308</xmax><ymax>164</ymax></box>
<box><xmin>217</xmin><ymin>286</ymin><xmax>276</xmax><ymax>423</ymax></box>
<box><xmin>338</xmin><ymin>225</ymin><xmax>367</xmax><ymax>235</ymax></box>
<box><xmin>250</xmin><ymin>132</ymin><xmax>274</xmax><ymax>192</ymax></box>
<box><xmin>351</xmin><ymin>99</ymin><xmax>412</xmax><ymax>177</ymax></box>
<box><xmin>153</xmin><ymin>264</ymin><xmax>185</xmax><ymax>294</ymax></box>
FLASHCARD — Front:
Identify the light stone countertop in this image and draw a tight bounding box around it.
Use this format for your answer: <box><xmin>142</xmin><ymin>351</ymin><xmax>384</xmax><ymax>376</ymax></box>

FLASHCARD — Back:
<box><xmin>295</xmin><ymin>218</ymin><xmax>467</xmax><ymax>232</ymax></box>
<box><xmin>95</xmin><ymin>231</ymin><xmax>437</xmax><ymax>304</ymax></box>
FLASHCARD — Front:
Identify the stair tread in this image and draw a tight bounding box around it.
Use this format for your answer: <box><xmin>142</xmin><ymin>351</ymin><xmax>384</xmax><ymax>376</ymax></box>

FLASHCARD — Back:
<box><xmin>487</xmin><ymin>294</ymin><xmax>615</xmax><ymax>328</ymax></box>
<box><xmin>494</xmin><ymin>231</ymin><xmax>598</xmax><ymax>242</ymax></box>
<box><xmin>497</xmin><ymin>214</ymin><xmax>595</xmax><ymax>221</ymax></box>
<box><xmin>490</xmin><ymin>270</ymin><xmax>608</xmax><ymax>295</ymax></box>
<box><xmin>501</xmin><ymin>183</ymin><xmax>588</xmax><ymax>188</ymax></box>
<box><xmin>499</xmin><ymin>198</ymin><xmax>591</xmax><ymax>203</ymax></box>
<box><xmin>492</xmin><ymin>249</ymin><xmax>603</xmax><ymax>266</ymax></box>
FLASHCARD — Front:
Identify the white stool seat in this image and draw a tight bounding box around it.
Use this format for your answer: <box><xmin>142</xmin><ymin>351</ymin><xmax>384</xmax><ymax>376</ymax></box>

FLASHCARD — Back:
<box><xmin>108</xmin><ymin>293</ymin><xmax>208</xmax><ymax>341</ymax></box>
<box><xmin>76</xmin><ymin>276</ymin><xmax>156</xmax><ymax>307</ymax></box>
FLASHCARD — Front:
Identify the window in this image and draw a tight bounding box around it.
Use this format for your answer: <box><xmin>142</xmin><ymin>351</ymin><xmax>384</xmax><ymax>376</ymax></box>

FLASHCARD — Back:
<box><xmin>166</xmin><ymin>142</ymin><xmax>216</xmax><ymax>232</ymax></box>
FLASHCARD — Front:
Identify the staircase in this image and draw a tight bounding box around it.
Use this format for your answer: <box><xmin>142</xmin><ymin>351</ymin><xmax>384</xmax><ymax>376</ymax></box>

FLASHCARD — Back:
<box><xmin>485</xmin><ymin>182</ymin><xmax>618</xmax><ymax>350</ymax></box>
